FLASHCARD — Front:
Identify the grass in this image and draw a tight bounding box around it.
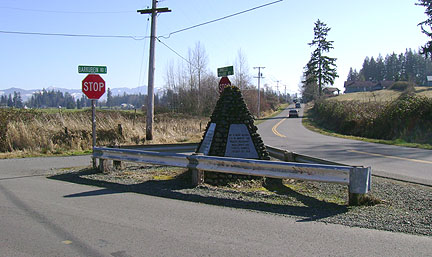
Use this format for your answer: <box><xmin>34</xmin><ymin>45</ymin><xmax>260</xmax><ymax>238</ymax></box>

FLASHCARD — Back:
<box><xmin>329</xmin><ymin>86</ymin><xmax>432</xmax><ymax>102</ymax></box>
<box><xmin>302</xmin><ymin>105</ymin><xmax>432</xmax><ymax>150</ymax></box>
<box><xmin>1</xmin><ymin>109</ymin><xmax>209</xmax><ymax>159</ymax></box>
<box><xmin>304</xmin><ymin>86</ymin><xmax>432</xmax><ymax>149</ymax></box>
<box><xmin>255</xmin><ymin>103</ymin><xmax>289</xmax><ymax>125</ymax></box>
<box><xmin>1</xmin><ymin>103</ymin><xmax>285</xmax><ymax>159</ymax></box>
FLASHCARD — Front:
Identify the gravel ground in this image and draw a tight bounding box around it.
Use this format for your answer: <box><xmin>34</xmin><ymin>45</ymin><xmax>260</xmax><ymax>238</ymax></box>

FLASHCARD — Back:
<box><xmin>49</xmin><ymin>163</ymin><xmax>432</xmax><ymax>237</ymax></box>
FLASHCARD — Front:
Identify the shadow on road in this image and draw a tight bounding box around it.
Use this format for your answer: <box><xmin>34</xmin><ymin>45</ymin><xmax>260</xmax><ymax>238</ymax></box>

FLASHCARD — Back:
<box><xmin>49</xmin><ymin>168</ymin><xmax>347</xmax><ymax>222</ymax></box>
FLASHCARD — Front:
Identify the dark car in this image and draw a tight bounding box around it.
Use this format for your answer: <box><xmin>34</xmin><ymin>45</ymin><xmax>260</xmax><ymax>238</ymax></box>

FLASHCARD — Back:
<box><xmin>289</xmin><ymin>109</ymin><xmax>299</xmax><ymax>118</ymax></box>
<box><xmin>295</xmin><ymin>103</ymin><xmax>301</xmax><ymax>108</ymax></box>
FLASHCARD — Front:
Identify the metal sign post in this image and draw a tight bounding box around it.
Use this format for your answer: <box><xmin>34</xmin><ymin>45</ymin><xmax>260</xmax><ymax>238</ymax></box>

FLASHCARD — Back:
<box><xmin>91</xmin><ymin>99</ymin><xmax>97</xmax><ymax>168</ymax></box>
<box><xmin>79</xmin><ymin>65</ymin><xmax>107</xmax><ymax>169</ymax></box>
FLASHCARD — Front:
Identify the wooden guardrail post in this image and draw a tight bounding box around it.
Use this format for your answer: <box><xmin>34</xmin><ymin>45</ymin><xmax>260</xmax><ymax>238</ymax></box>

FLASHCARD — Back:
<box><xmin>283</xmin><ymin>151</ymin><xmax>295</xmax><ymax>162</ymax></box>
<box><xmin>113</xmin><ymin>160</ymin><xmax>123</xmax><ymax>169</ymax></box>
<box><xmin>187</xmin><ymin>154</ymin><xmax>204</xmax><ymax>186</ymax></box>
<box><xmin>98</xmin><ymin>158</ymin><xmax>113</xmax><ymax>173</ymax></box>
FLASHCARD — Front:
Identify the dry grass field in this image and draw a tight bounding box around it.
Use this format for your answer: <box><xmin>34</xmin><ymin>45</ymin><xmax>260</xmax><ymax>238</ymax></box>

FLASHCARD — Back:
<box><xmin>0</xmin><ymin>109</ymin><xmax>208</xmax><ymax>158</ymax></box>
<box><xmin>330</xmin><ymin>86</ymin><xmax>432</xmax><ymax>102</ymax></box>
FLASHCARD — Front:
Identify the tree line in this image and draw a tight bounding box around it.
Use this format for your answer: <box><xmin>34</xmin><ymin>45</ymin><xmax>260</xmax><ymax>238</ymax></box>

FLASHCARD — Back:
<box><xmin>347</xmin><ymin>49</ymin><xmax>432</xmax><ymax>85</ymax></box>
<box><xmin>0</xmin><ymin>92</ymin><xmax>24</xmax><ymax>108</ymax></box>
<box><xmin>0</xmin><ymin>89</ymin><xmax>145</xmax><ymax>110</ymax></box>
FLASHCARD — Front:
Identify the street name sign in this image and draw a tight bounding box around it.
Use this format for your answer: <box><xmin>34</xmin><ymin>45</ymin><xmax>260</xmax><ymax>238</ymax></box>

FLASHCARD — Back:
<box><xmin>217</xmin><ymin>66</ymin><xmax>234</xmax><ymax>77</ymax></box>
<box><xmin>82</xmin><ymin>74</ymin><xmax>106</xmax><ymax>99</ymax></box>
<box><xmin>78</xmin><ymin>65</ymin><xmax>107</xmax><ymax>74</ymax></box>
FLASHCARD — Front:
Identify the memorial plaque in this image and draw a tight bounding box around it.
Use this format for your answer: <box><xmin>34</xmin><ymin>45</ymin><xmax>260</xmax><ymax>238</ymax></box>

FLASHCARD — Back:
<box><xmin>225</xmin><ymin>124</ymin><xmax>258</xmax><ymax>158</ymax></box>
<box><xmin>197</xmin><ymin>123</ymin><xmax>216</xmax><ymax>155</ymax></box>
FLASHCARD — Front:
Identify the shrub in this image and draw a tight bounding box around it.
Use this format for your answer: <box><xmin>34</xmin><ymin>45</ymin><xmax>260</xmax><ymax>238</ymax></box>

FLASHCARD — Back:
<box><xmin>310</xmin><ymin>94</ymin><xmax>432</xmax><ymax>144</ymax></box>
<box><xmin>389</xmin><ymin>81</ymin><xmax>415</xmax><ymax>92</ymax></box>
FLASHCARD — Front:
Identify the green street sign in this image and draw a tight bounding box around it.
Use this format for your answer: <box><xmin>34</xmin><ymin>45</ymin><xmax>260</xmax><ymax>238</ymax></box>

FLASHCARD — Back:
<box><xmin>78</xmin><ymin>65</ymin><xmax>107</xmax><ymax>74</ymax></box>
<box><xmin>217</xmin><ymin>66</ymin><xmax>234</xmax><ymax>77</ymax></box>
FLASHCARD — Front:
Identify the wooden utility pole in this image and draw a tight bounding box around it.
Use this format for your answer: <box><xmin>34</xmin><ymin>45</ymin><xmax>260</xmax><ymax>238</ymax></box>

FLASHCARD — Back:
<box><xmin>276</xmin><ymin>80</ymin><xmax>280</xmax><ymax>101</ymax></box>
<box><xmin>253</xmin><ymin>66</ymin><xmax>265</xmax><ymax>118</ymax></box>
<box><xmin>138</xmin><ymin>1</ymin><xmax>171</xmax><ymax>140</ymax></box>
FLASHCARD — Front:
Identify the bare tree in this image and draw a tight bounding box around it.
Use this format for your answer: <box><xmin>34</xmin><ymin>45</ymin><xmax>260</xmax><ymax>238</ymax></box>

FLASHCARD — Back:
<box><xmin>234</xmin><ymin>49</ymin><xmax>252</xmax><ymax>90</ymax></box>
<box><xmin>187</xmin><ymin>42</ymin><xmax>209</xmax><ymax>113</ymax></box>
<box><xmin>163</xmin><ymin>42</ymin><xmax>219</xmax><ymax>115</ymax></box>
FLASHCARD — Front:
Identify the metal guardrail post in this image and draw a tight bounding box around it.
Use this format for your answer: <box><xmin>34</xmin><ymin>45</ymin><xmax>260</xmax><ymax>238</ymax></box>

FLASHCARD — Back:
<box><xmin>348</xmin><ymin>167</ymin><xmax>372</xmax><ymax>206</ymax></box>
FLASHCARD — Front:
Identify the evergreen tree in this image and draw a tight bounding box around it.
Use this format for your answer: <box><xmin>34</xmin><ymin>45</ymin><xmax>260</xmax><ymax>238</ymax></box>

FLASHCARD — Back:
<box><xmin>417</xmin><ymin>0</ymin><xmax>432</xmax><ymax>59</ymax></box>
<box><xmin>106</xmin><ymin>88</ymin><xmax>113</xmax><ymax>109</ymax></box>
<box><xmin>7</xmin><ymin>94</ymin><xmax>13</xmax><ymax>107</ymax></box>
<box><xmin>0</xmin><ymin>95</ymin><xmax>7</xmax><ymax>106</ymax></box>
<box><xmin>356</xmin><ymin>50</ymin><xmax>432</xmax><ymax>84</ymax></box>
<box><xmin>384</xmin><ymin>53</ymin><xmax>400</xmax><ymax>81</ymax></box>
<box><xmin>301</xmin><ymin>73</ymin><xmax>318</xmax><ymax>102</ymax></box>
<box><xmin>347</xmin><ymin>67</ymin><xmax>360</xmax><ymax>81</ymax></box>
<box><xmin>76</xmin><ymin>99</ymin><xmax>82</xmax><ymax>109</ymax></box>
<box><xmin>304</xmin><ymin>19</ymin><xmax>338</xmax><ymax>96</ymax></box>
<box><xmin>13</xmin><ymin>91</ymin><xmax>23</xmax><ymax>108</ymax></box>
<box><xmin>376</xmin><ymin>55</ymin><xmax>386</xmax><ymax>81</ymax></box>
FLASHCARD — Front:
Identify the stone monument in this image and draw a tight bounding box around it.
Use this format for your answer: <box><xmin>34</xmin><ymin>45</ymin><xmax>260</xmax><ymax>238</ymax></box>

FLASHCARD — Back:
<box><xmin>196</xmin><ymin>85</ymin><xmax>270</xmax><ymax>184</ymax></box>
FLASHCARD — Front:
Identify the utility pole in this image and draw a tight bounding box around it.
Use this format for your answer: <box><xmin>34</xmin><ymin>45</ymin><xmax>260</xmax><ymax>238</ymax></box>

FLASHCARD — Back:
<box><xmin>254</xmin><ymin>67</ymin><xmax>265</xmax><ymax>118</ymax></box>
<box><xmin>138</xmin><ymin>1</ymin><xmax>171</xmax><ymax>140</ymax></box>
<box><xmin>276</xmin><ymin>80</ymin><xmax>280</xmax><ymax>102</ymax></box>
<box><xmin>284</xmin><ymin>84</ymin><xmax>288</xmax><ymax>103</ymax></box>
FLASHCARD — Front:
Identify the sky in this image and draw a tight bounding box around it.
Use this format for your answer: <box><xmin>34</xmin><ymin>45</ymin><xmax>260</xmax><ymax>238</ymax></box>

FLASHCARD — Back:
<box><xmin>0</xmin><ymin>0</ymin><xmax>429</xmax><ymax>96</ymax></box>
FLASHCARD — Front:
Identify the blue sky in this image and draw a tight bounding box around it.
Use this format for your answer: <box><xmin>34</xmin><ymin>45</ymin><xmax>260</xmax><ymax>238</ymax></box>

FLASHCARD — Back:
<box><xmin>0</xmin><ymin>0</ymin><xmax>428</xmax><ymax>96</ymax></box>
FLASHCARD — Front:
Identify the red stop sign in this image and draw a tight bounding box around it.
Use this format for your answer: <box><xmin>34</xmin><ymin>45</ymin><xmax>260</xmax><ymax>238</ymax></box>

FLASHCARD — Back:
<box><xmin>218</xmin><ymin>76</ymin><xmax>231</xmax><ymax>94</ymax></box>
<box><xmin>82</xmin><ymin>74</ymin><xmax>106</xmax><ymax>99</ymax></box>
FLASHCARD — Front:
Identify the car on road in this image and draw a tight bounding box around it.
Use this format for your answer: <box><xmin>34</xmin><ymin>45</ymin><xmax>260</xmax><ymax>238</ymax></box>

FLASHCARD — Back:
<box><xmin>289</xmin><ymin>109</ymin><xmax>299</xmax><ymax>118</ymax></box>
<box><xmin>295</xmin><ymin>103</ymin><xmax>301</xmax><ymax>108</ymax></box>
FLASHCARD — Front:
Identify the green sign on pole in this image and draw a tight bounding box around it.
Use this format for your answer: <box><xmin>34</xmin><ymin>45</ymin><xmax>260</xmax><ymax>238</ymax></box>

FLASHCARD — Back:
<box><xmin>217</xmin><ymin>66</ymin><xmax>234</xmax><ymax>77</ymax></box>
<box><xmin>78</xmin><ymin>65</ymin><xmax>107</xmax><ymax>74</ymax></box>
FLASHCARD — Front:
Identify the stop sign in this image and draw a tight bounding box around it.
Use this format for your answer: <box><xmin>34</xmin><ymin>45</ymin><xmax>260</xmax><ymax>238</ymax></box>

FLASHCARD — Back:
<box><xmin>82</xmin><ymin>74</ymin><xmax>106</xmax><ymax>99</ymax></box>
<box><xmin>218</xmin><ymin>76</ymin><xmax>231</xmax><ymax>94</ymax></box>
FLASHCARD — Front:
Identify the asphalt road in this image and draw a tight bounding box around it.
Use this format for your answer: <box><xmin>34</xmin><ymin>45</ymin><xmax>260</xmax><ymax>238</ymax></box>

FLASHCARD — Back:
<box><xmin>257</xmin><ymin>104</ymin><xmax>432</xmax><ymax>186</ymax></box>
<box><xmin>1</xmin><ymin>155</ymin><xmax>432</xmax><ymax>256</ymax></box>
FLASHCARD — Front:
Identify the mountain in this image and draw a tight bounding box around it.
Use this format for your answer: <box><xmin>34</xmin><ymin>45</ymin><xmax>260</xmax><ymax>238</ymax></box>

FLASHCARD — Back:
<box><xmin>0</xmin><ymin>86</ymin><xmax>154</xmax><ymax>102</ymax></box>
<box><xmin>0</xmin><ymin>88</ymin><xmax>39</xmax><ymax>102</ymax></box>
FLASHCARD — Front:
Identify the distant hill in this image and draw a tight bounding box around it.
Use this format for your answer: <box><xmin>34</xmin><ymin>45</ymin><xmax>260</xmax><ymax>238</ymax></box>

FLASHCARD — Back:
<box><xmin>0</xmin><ymin>86</ymin><xmax>153</xmax><ymax>102</ymax></box>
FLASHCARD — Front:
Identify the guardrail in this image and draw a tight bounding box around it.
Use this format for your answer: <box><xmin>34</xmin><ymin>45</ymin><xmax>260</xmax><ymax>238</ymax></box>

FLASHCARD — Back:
<box><xmin>93</xmin><ymin>144</ymin><xmax>371</xmax><ymax>205</ymax></box>
<box><xmin>108</xmin><ymin>143</ymin><xmax>198</xmax><ymax>153</ymax></box>
<box><xmin>265</xmin><ymin>145</ymin><xmax>349</xmax><ymax>166</ymax></box>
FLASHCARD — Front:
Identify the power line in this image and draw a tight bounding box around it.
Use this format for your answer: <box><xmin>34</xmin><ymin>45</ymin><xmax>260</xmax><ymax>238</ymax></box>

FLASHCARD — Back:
<box><xmin>157</xmin><ymin>39</ymin><xmax>190</xmax><ymax>64</ymax></box>
<box><xmin>0</xmin><ymin>6</ymin><xmax>135</xmax><ymax>14</ymax></box>
<box><xmin>0</xmin><ymin>0</ymin><xmax>284</xmax><ymax>41</ymax></box>
<box><xmin>0</xmin><ymin>30</ymin><xmax>148</xmax><ymax>40</ymax></box>
<box><xmin>157</xmin><ymin>39</ymin><xmax>216</xmax><ymax>80</ymax></box>
<box><xmin>158</xmin><ymin>0</ymin><xmax>283</xmax><ymax>39</ymax></box>
<box><xmin>138</xmin><ymin>16</ymin><xmax>151</xmax><ymax>87</ymax></box>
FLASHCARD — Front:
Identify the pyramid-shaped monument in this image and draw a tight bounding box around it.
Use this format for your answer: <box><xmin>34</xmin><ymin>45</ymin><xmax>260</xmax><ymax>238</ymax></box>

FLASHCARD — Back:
<box><xmin>197</xmin><ymin>85</ymin><xmax>269</xmax><ymax>160</ymax></box>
